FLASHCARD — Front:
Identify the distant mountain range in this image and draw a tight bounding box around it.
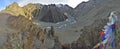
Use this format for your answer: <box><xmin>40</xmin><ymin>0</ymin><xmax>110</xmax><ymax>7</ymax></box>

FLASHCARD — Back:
<box><xmin>1</xmin><ymin>2</ymin><xmax>73</xmax><ymax>23</ymax></box>
<box><xmin>1</xmin><ymin>0</ymin><xmax>120</xmax><ymax>24</ymax></box>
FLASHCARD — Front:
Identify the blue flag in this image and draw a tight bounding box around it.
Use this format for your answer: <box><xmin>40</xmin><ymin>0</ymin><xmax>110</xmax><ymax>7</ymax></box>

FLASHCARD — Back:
<box><xmin>111</xmin><ymin>39</ymin><xmax>116</xmax><ymax>48</ymax></box>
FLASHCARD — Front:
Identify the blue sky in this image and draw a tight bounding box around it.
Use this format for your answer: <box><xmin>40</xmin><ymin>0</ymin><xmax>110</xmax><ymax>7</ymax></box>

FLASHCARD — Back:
<box><xmin>0</xmin><ymin>0</ymin><xmax>19</xmax><ymax>10</ymax></box>
<box><xmin>0</xmin><ymin>0</ymin><xmax>89</xmax><ymax>11</ymax></box>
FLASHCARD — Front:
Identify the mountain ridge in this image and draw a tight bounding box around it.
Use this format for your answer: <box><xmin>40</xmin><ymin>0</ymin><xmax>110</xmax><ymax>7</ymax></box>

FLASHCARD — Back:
<box><xmin>1</xmin><ymin>2</ymin><xmax>73</xmax><ymax>23</ymax></box>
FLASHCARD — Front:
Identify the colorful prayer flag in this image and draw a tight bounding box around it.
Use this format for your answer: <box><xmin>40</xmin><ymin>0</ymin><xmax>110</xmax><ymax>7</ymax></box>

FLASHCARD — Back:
<box><xmin>99</xmin><ymin>11</ymin><xmax>118</xmax><ymax>49</ymax></box>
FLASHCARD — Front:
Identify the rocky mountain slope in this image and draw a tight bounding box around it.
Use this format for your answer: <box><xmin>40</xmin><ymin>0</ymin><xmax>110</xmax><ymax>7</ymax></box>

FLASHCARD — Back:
<box><xmin>65</xmin><ymin>0</ymin><xmax>120</xmax><ymax>49</ymax></box>
<box><xmin>1</xmin><ymin>2</ymin><xmax>37</xmax><ymax>20</ymax></box>
<box><xmin>0</xmin><ymin>14</ymin><xmax>63</xmax><ymax>49</ymax></box>
<box><xmin>33</xmin><ymin>4</ymin><xmax>68</xmax><ymax>23</ymax></box>
<box><xmin>73</xmin><ymin>0</ymin><xmax>120</xmax><ymax>27</ymax></box>
<box><xmin>0</xmin><ymin>2</ymin><xmax>77</xmax><ymax>49</ymax></box>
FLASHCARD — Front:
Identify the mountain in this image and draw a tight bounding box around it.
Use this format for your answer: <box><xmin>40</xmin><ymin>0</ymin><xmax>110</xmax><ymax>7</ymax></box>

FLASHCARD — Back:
<box><xmin>0</xmin><ymin>2</ymin><xmax>74</xmax><ymax>49</ymax></box>
<box><xmin>73</xmin><ymin>0</ymin><xmax>120</xmax><ymax>25</ymax></box>
<box><xmin>65</xmin><ymin>0</ymin><xmax>120</xmax><ymax>49</ymax></box>
<box><xmin>1</xmin><ymin>2</ymin><xmax>73</xmax><ymax>23</ymax></box>
<box><xmin>33</xmin><ymin>4</ymin><xmax>71</xmax><ymax>23</ymax></box>
<box><xmin>1</xmin><ymin>2</ymin><xmax>37</xmax><ymax>20</ymax></box>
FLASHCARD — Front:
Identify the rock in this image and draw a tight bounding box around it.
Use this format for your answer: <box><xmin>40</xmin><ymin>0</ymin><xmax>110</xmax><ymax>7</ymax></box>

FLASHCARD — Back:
<box><xmin>22</xmin><ymin>3</ymin><xmax>37</xmax><ymax>20</ymax></box>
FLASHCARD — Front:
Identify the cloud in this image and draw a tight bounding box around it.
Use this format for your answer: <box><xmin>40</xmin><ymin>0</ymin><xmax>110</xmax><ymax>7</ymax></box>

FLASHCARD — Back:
<box><xmin>18</xmin><ymin>0</ymin><xmax>69</xmax><ymax>6</ymax></box>
<box><xmin>18</xmin><ymin>0</ymin><xmax>89</xmax><ymax>8</ymax></box>
<box><xmin>67</xmin><ymin>0</ymin><xmax>89</xmax><ymax>8</ymax></box>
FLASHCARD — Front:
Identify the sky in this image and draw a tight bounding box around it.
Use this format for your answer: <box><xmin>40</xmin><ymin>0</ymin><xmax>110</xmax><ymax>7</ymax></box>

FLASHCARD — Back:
<box><xmin>0</xmin><ymin>0</ymin><xmax>89</xmax><ymax>11</ymax></box>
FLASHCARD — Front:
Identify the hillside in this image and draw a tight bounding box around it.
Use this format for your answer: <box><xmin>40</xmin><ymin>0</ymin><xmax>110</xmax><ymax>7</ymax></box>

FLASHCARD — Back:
<box><xmin>73</xmin><ymin>0</ymin><xmax>120</xmax><ymax>27</ymax></box>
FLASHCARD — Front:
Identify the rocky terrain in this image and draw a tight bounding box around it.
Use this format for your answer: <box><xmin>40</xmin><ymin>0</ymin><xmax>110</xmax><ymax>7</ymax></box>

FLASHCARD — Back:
<box><xmin>0</xmin><ymin>0</ymin><xmax>120</xmax><ymax>49</ymax></box>
<box><xmin>62</xmin><ymin>19</ymin><xmax>120</xmax><ymax>49</ymax></box>
<box><xmin>0</xmin><ymin>14</ymin><xmax>63</xmax><ymax>49</ymax></box>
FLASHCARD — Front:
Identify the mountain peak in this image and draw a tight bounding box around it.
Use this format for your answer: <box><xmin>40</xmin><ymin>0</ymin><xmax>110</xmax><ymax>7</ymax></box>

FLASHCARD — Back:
<box><xmin>12</xmin><ymin>2</ymin><xmax>18</xmax><ymax>6</ymax></box>
<box><xmin>8</xmin><ymin>2</ymin><xmax>19</xmax><ymax>8</ymax></box>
